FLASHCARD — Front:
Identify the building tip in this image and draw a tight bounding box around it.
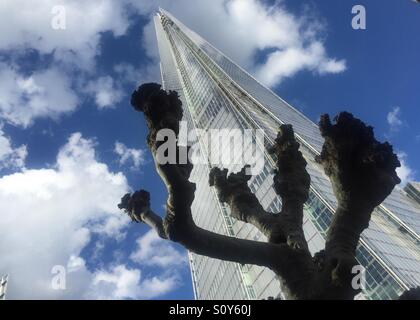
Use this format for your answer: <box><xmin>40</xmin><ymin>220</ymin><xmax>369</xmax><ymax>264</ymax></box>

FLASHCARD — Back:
<box><xmin>156</xmin><ymin>7</ymin><xmax>165</xmax><ymax>18</ymax></box>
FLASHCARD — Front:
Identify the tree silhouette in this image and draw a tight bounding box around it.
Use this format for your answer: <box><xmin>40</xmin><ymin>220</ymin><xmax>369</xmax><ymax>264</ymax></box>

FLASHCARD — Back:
<box><xmin>118</xmin><ymin>83</ymin><xmax>418</xmax><ymax>300</ymax></box>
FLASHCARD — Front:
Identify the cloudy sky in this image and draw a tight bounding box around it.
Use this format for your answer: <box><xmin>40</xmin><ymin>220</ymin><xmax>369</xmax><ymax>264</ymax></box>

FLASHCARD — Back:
<box><xmin>0</xmin><ymin>0</ymin><xmax>419</xmax><ymax>299</ymax></box>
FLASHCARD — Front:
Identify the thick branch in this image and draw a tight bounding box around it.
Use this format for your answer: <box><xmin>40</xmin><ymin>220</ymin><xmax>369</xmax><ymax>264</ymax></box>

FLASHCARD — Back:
<box><xmin>269</xmin><ymin>125</ymin><xmax>311</xmax><ymax>251</ymax></box>
<box><xmin>117</xmin><ymin>189</ymin><xmax>288</xmax><ymax>268</ymax></box>
<box><xmin>316</xmin><ymin>113</ymin><xmax>401</xmax><ymax>258</ymax></box>
<box><xmin>313</xmin><ymin>113</ymin><xmax>401</xmax><ymax>293</ymax></box>
<box><xmin>207</xmin><ymin>124</ymin><xmax>311</xmax><ymax>252</ymax></box>
<box><xmin>209</xmin><ymin>166</ymin><xmax>283</xmax><ymax>244</ymax></box>
<box><xmin>167</xmin><ymin>209</ymin><xmax>303</xmax><ymax>271</ymax></box>
<box><xmin>119</xmin><ymin>161</ymin><xmax>311</xmax><ymax>280</ymax></box>
<box><xmin>118</xmin><ymin>190</ymin><xmax>167</xmax><ymax>239</ymax></box>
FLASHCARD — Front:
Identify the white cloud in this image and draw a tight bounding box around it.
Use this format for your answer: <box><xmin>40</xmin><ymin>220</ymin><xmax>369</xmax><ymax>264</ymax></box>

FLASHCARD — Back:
<box><xmin>114</xmin><ymin>141</ymin><xmax>145</xmax><ymax>169</ymax></box>
<box><xmin>89</xmin><ymin>265</ymin><xmax>141</xmax><ymax>299</ymax></box>
<box><xmin>86</xmin><ymin>76</ymin><xmax>124</xmax><ymax>109</ymax></box>
<box><xmin>133</xmin><ymin>0</ymin><xmax>346</xmax><ymax>87</ymax></box>
<box><xmin>0</xmin><ymin>126</ymin><xmax>27</xmax><ymax>170</ymax></box>
<box><xmin>0</xmin><ymin>133</ymin><xmax>183</xmax><ymax>299</ymax></box>
<box><xmin>139</xmin><ymin>275</ymin><xmax>179</xmax><ymax>299</ymax></box>
<box><xmin>130</xmin><ymin>230</ymin><xmax>187</xmax><ymax>268</ymax></box>
<box><xmin>396</xmin><ymin>152</ymin><xmax>415</xmax><ymax>186</ymax></box>
<box><xmin>0</xmin><ymin>132</ymin><xmax>131</xmax><ymax>298</ymax></box>
<box><xmin>0</xmin><ymin>63</ymin><xmax>79</xmax><ymax>127</ymax></box>
<box><xmin>318</xmin><ymin>58</ymin><xmax>347</xmax><ymax>74</ymax></box>
<box><xmin>387</xmin><ymin>107</ymin><xmax>403</xmax><ymax>132</ymax></box>
<box><xmin>87</xmin><ymin>264</ymin><xmax>178</xmax><ymax>299</ymax></box>
<box><xmin>256</xmin><ymin>41</ymin><xmax>346</xmax><ymax>86</ymax></box>
<box><xmin>67</xmin><ymin>255</ymin><xmax>86</xmax><ymax>273</ymax></box>
<box><xmin>0</xmin><ymin>1</ymin><xmax>344</xmax><ymax>128</ymax></box>
<box><xmin>0</xmin><ymin>1</ymin><xmax>136</xmax><ymax>126</ymax></box>
<box><xmin>0</xmin><ymin>0</ymin><xmax>130</xmax><ymax>70</ymax></box>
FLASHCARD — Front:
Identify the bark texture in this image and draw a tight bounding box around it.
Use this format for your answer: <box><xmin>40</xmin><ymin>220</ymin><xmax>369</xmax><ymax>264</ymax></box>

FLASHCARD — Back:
<box><xmin>118</xmin><ymin>83</ymin><xmax>417</xmax><ymax>300</ymax></box>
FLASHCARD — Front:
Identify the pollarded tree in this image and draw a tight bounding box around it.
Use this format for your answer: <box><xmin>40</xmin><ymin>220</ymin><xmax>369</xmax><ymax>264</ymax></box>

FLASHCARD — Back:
<box><xmin>118</xmin><ymin>83</ymin><xmax>416</xmax><ymax>300</ymax></box>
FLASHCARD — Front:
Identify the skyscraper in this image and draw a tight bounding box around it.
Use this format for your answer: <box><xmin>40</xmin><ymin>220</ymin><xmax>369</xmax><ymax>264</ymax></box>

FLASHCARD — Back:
<box><xmin>154</xmin><ymin>8</ymin><xmax>420</xmax><ymax>300</ymax></box>
<box><xmin>405</xmin><ymin>182</ymin><xmax>420</xmax><ymax>205</ymax></box>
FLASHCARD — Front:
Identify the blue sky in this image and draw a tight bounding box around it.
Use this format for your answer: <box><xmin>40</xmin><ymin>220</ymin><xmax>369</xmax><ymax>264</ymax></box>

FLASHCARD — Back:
<box><xmin>0</xmin><ymin>0</ymin><xmax>418</xmax><ymax>299</ymax></box>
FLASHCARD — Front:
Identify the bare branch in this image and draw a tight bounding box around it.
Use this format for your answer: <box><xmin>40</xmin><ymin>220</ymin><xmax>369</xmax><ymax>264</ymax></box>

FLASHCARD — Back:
<box><xmin>315</xmin><ymin>112</ymin><xmax>401</xmax><ymax>289</ymax></box>
<box><xmin>207</xmin><ymin>124</ymin><xmax>312</xmax><ymax>252</ymax></box>
<box><xmin>209</xmin><ymin>166</ymin><xmax>283</xmax><ymax>244</ymax></box>
<box><xmin>118</xmin><ymin>190</ymin><xmax>167</xmax><ymax>239</ymax></box>
<box><xmin>269</xmin><ymin>125</ymin><xmax>311</xmax><ymax>251</ymax></box>
<box><xmin>119</xmin><ymin>161</ymin><xmax>308</xmax><ymax>274</ymax></box>
<box><xmin>316</xmin><ymin>113</ymin><xmax>401</xmax><ymax>257</ymax></box>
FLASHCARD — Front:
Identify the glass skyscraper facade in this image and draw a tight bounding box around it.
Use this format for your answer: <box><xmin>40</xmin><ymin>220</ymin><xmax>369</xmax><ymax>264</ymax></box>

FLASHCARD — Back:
<box><xmin>154</xmin><ymin>8</ymin><xmax>420</xmax><ymax>300</ymax></box>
